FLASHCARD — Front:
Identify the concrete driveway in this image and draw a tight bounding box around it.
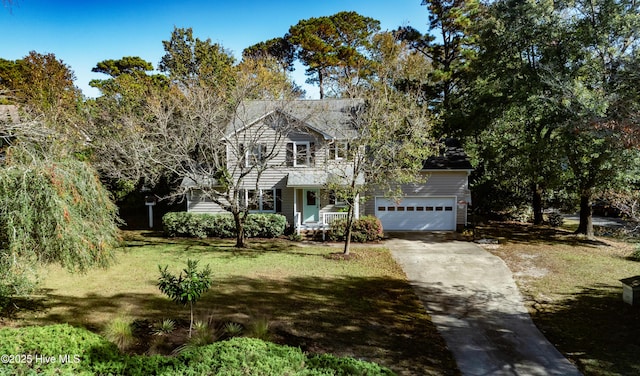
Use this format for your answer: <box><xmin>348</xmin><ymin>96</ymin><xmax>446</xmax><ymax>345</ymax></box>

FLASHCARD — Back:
<box><xmin>386</xmin><ymin>233</ymin><xmax>582</xmax><ymax>376</ymax></box>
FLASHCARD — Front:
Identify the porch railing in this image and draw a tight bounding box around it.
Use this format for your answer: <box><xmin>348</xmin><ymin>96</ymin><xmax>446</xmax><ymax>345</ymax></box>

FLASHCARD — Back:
<box><xmin>294</xmin><ymin>212</ymin><xmax>302</xmax><ymax>235</ymax></box>
<box><xmin>322</xmin><ymin>212</ymin><xmax>348</xmax><ymax>226</ymax></box>
<box><xmin>295</xmin><ymin>211</ymin><xmax>351</xmax><ymax>237</ymax></box>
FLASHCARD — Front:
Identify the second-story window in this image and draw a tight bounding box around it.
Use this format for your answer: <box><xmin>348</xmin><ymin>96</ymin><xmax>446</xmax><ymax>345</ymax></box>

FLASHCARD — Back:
<box><xmin>286</xmin><ymin>142</ymin><xmax>315</xmax><ymax>167</ymax></box>
<box><xmin>241</xmin><ymin>143</ymin><xmax>268</xmax><ymax>167</ymax></box>
<box><xmin>329</xmin><ymin>141</ymin><xmax>349</xmax><ymax>160</ymax></box>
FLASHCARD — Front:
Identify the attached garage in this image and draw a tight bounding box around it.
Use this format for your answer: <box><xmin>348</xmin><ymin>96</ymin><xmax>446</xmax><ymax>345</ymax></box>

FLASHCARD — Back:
<box><xmin>375</xmin><ymin>196</ymin><xmax>457</xmax><ymax>231</ymax></box>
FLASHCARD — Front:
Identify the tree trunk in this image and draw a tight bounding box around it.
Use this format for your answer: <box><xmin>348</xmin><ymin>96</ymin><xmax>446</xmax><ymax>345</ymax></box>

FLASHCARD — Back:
<box><xmin>189</xmin><ymin>300</ymin><xmax>194</xmax><ymax>338</ymax></box>
<box><xmin>318</xmin><ymin>70</ymin><xmax>325</xmax><ymax>99</ymax></box>
<box><xmin>532</xmin><ymin>182</ymin><xmax>544</xmax><ymax>225</ymax></box>
<box><xmin>233</xmin><ymin>211</ymin><xmax>246</xmax><ymax>248</ymax></box>
<box><xmin>343</xmin><ymin>205</ymin><xmax>354</xmax><ymax>255</ymax></box>
<box><xmin>575</xmin><ymin>190</ymin><xmax>594</xmax><ymax>237</ymax></box>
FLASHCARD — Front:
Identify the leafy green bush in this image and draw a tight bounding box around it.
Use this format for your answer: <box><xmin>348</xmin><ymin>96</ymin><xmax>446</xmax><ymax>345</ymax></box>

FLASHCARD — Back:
<box><xmin>0</xmin><ymin>324</ymin><xmax>119</xmax><ymax>375</ymax></box>
<box><xmin>307</xmin><ymin>353</ymin><xmax>396</xmax><ymax>376</ymax></box>
<box><xmin>244</xmin><ymin>214</ymin><xmax>287</xmax><ymax>238</ymax></box>
<box><xmin>0</xmin><ymin>325</ymin><xmax>396</xmax><ymax>375</ymax></box>
<box><xmin>329</xmin><ymin>216</ymin><xmax>384</xmax><ymax>242</ymax></box>
<box><xmin>162</xmin><ymin>212</ymin><xmax>286</xmax><ymax>239</ymax></box>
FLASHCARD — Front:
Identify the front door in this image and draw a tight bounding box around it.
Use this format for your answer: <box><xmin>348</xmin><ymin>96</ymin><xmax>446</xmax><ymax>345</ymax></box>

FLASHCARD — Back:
<box><xmin>303</xmin><ymin>189</ymin><xmax>320</xmax><ymax>222</ymax></box>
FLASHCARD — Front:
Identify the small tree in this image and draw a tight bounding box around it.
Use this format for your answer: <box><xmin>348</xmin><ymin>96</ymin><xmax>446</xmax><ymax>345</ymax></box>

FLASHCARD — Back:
<box><xmin>326</xmin><ymin>32</ymin><xmax>435</xmax><ymax>255</ymax></box>
<box><xmin>157</xmin><ymin>259</ymin><xmax>212</xmax><ymax>337</ymax></box>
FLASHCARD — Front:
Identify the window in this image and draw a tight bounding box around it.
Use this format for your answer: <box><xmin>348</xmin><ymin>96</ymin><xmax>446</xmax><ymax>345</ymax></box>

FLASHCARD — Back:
<box><xmin>242</xmin><ymin>143</ymin><xmax>268</xmax><ymax>167</ymax></box>
<box><xmin>306</xmin><ymin>190</ymin><xmax>316</xmax><ymax>206</ymax></box>
<box><xmin>241</xmin><ymin>189</ymin><xmax>278</xmax><ymax>212</ymax></box>
<box><xmin>329</xmin><ymin>141</ymin><xmax>349</xmax><ymax>160</ymax></box>
<box><xmin>262</xmin><ymin>189</ymin><xmax>275</xmax><ymax>211</ymax></box>
<box><xmin>329</xmin><ymin>190</ymin><xmax>347</xmax><ymax>207</ymax></box>
<box><xmin>190</xmin><ymin>190</ymin><xmax>211</xmax><ymax>202</ymax></box>
<box><xmin>286</xmin><ymin>142</ymin><xmax>314</xmax><ymax>167</ymax></box>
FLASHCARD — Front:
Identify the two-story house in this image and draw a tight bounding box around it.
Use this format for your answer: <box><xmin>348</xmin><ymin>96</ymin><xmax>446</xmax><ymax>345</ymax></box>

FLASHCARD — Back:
<box><xmin>184</xmin><ymin>99</ymin><xmax>472</xmax><ymax>232</ymax></box>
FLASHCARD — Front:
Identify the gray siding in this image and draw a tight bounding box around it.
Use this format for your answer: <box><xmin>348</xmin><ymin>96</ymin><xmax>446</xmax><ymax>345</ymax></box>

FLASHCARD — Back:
<box><xmin>186</xmin><ymin>109</ymin><xmax>471</xmax><ymax>230</ymax></box>
<box><xmin>364</xmin><ymin>171</ymin><xmax>471</xmax><ymax>227</ymax></box>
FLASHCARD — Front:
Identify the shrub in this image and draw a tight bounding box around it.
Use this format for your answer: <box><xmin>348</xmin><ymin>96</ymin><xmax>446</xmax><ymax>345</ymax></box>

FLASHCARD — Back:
<box><xmin>152</xmin><ymin>319</ymin><xmax>176</xmax><ymax>336</ymax></box>
<box><xmin>329</xmin><ymin>216</ymin><xmax>384</xmax><ymax>242</ymax></box>
<box><xmin>244</xmin><ymin>214</ymin><xmax>287</xmax><ymax>238</ymax></box>
<box><xmin>162</xmin><ymin>212</ymin><xmax>286</xmax><ymax>239</ymax></box>
<box><xmin>223</xmin><ymin>322</ymin><xmax>244</xmax><ymax>337</ymax></box>
<box><xmin>246</xmin><ymin>316</ymin><xmax>271</xmax><ymax>341</ymax></box>
<box><xmin>175</xmin><ymin>320</ymin><xmax>220</xmax><ymax>354</ymax></box>
<box><xmin>0</xmin><ymin>324</ymin><xmax>119</xmax><ymax>375</ymax></box>
<box><xmin>103</xmin><ymin>316</ymin><xmax>135</xmax><ymax>351</ymax></box>
<box><xmin>546</xmin><ymin>212</ymin><xmax>564</xmax><ymax>228</ymax></box>
<box><xmin>307</xmin><ymin>353</ymin><xmax>396</xmax><ymax>376</ymax></box>
<box><xmin>0</xmin><ymin>325</ymin><xmax>395</xmax><ymax>375</ymax></box>
<box><xmin>501</xmin><ymin>205</ymin><xmax>534</xmax><ymax>223</ymax></box>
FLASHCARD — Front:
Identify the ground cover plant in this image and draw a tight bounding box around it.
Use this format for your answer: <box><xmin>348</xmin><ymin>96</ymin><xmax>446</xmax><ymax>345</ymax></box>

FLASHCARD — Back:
<box><xmin>1</xmin><ymin>231</ymin><xmax>458</xmax><ymax>375</ymax></box>
<box><xmin>0</xmin><ymin>324</ymin><xmax>396</xmax><ymax>375</ymax></box>
<box><xmin>475</xmin><ymin>221</ymin><xmax>640</xmax><ymax>376</ymax></box>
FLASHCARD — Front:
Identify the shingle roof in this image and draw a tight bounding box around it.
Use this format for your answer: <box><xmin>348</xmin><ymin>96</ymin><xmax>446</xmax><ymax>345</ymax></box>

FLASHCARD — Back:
<box><xmin>423</xmin><ymin>138</ymin><xmax>473</xmax><ymax>170</ymax></box>
<box><xmin>227</xmin><ymin>99</ymin><xmax>363</xmax><ymax>140</ymax></box>
<box><xmin>287</xmin><ymin>169</ymin><xmax>365</xmax><ymax>187</ymax></box>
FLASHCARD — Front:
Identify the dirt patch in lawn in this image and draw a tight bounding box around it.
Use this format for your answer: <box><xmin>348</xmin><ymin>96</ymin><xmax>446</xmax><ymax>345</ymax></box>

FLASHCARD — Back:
<box><xmin>475</xmin><ymin>221</ymin><xmax>640</xmax><ymax>376</ymax></box>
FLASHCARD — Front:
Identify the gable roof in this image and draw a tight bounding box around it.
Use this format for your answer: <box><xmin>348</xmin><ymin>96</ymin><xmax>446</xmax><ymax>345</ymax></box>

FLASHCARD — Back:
<box><xmin>227</xmin><ymin>99</ymin><xmax>363</xmax><ymax>140</ymax></box>
<box><xmin>423</xmin><ymin>138</ymin><xmax>473</xmax><ymax>170</ymax></box>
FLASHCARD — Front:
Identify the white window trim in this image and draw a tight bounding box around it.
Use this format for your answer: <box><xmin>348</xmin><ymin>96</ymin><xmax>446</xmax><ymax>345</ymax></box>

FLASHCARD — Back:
<box><xmin>330</xmin><ymin>141</ymin><xmax>349</xmax><ymax>160</ymax></box>
<box><xmin>245</xmin><ymin>188</ymin><xmax>276</xmax><ymax>213</ymax></box>
<box><xmin>292</xmin><ymin>141</ymin><xmax>311</xmax><ymax>167</ymax></box>
<box><xmin>245</xmin><ymin>143</ymin><xmax>267</xmax><ymax>167</ymax></box>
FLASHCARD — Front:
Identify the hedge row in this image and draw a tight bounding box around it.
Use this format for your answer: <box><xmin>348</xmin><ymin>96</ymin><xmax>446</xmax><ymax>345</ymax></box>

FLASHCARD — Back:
<box><xmin>0</xmin><ymin>324</ymin><xmax>395</xmax><ymax>375</ymax></box>
<box><xmin>163</xmin><ymin>212</ymin><xmax>287</xmax><ymax>239</ymax></box>
<box><xmin>329</xmin><ymin>216</ymin><xmax>384</xmax><ymax>242</ymax></box>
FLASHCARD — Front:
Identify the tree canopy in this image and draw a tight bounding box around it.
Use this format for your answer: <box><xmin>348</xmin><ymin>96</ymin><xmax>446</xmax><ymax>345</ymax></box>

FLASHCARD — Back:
<box><xmin>287</xmin><ymin>11</ymin><xmax>381</xmax><ymax>98</ymax></box>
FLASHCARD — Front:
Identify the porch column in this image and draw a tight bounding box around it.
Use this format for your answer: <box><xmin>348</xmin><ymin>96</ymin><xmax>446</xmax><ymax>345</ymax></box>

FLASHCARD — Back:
<box><xmin>293</xmin><ymin>188</ymin><xmax>299</xmax><ymax>235</ymax></box>
<box><xmin>354</xmin><ymin>193</ymin><xmax>360</xmax><ymax>220</ymax></box>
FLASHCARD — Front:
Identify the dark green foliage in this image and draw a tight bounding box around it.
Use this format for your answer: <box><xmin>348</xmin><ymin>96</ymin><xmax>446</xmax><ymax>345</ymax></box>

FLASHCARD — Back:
<box><xmin>0</xmin><ymin>324</ymin><xmax>119</xmax><ymax>375</ymax></box>
<box><xmin>0</xmin><ymin>325</ymin><xmax>395</xmax><ymax>375</ymax></box>
<box><xmin>329</xmin><ymin>216</ymin><xmax>384</xmax><ymax>242</ymax></box>
<box><xmin>244</xmin><ymin>213</ymin><xmax>288</xmax><ymax>238</ymax></box>
<box><xmin>157</xmin><ymin>259</ymin><xmax>212</xmax><ymax>307</ymax></box>
<box><xmin>157</xmin><ymin>259</ymin><xmax>212</xmax><ymax>337</ymax></box>
<box><xmin>162</xmin><ymin>212</ymin><xmax>286</xmax><ymax>239</ymax></box>
<box><xmin>91</xmin><ymin>56</ymin><xmax>154</xmax><ymax>78</ymax></box>
<box><xmin>307</xmin><ymin>353</ymin><xmax>396</xmax><ymax>376</ymax></box>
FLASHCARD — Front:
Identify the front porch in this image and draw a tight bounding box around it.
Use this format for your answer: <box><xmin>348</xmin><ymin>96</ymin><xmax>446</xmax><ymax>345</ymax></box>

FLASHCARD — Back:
<box><xmin>294</xmin><ymin>211</ymin><xmax>354</xmax><ymax>240</ymax></box>
<box><xmin>291</xmin><ymin>186</ymin><xmax>359</xmax><ymax>239</ymax></box>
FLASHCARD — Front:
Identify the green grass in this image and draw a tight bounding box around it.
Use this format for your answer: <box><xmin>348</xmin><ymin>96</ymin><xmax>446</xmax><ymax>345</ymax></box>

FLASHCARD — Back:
<box><xmin>480</xmin><ymin>222</ymin><xmax>640</xmax><ymax>376</ymax></box>
<box><xmin>5</xmin><ymin>231</ymin><xmax>458</xmax><ymax>376</ymax></box>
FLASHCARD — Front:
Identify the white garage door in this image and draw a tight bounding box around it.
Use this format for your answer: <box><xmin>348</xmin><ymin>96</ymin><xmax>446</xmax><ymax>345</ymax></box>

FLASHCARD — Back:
<box><xmin>375</xmin><ymin>197</ymin><xmax>456</xmax><ymax>231</ymax></box>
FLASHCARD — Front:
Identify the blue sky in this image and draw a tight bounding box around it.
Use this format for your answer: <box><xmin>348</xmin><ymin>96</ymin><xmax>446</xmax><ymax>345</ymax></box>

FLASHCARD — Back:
<box><xmin>1</xmin><ymin>0</ymin><xmax>430</xmax><ymax>98</ymax></box>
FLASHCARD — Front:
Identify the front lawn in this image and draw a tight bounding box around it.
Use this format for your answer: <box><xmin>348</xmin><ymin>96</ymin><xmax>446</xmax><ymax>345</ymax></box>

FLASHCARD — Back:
<box><xmin>476</xmin><ymin>222</ymin><xmax>640</xmax><ymax>376</ymax></box>
<box><xmin>2</xmin><ymin>231</ymin><xmax>458</xmax><ymax>376</ymax></box>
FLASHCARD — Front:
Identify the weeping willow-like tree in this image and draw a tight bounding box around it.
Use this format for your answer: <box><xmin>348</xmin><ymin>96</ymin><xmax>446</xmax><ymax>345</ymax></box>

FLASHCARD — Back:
<box><xmin>0</xmin><ymin>155</ymin><xmax>120</xmax><ymax>304</ymax></box>
<box><xmin>0</xmin><ymin>125</ymin><xmax>121</xmax><ymax>306</ymax></box>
